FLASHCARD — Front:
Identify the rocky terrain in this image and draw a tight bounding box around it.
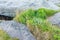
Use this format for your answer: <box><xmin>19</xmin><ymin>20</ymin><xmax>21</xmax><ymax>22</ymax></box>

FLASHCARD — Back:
<box><xmin>0</xmin><ymin>0</ymin><xmax>60</xmax><ymax>40</ymax></box>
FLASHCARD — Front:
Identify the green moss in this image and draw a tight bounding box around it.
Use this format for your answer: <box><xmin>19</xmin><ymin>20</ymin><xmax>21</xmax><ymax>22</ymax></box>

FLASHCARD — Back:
<box><xmin>37</xmin><ymin>8</ymin><xmax>58</xmax><ymax>17</ymax></box>
<box><xmin>36</xmin><ymin>8</ymin><xmax>47</xmax><ymax>19</ymax></box>
<box><xmin>14</xmin><ymin>8</ymin><xmax>58</xmax><ymax>23</ymax></box>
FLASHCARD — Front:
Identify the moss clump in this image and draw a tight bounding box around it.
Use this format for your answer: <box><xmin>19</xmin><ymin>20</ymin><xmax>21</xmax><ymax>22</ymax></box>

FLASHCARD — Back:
<box><xmin>14</xmin><ymin>8</ymin><xmax>60</xmax><ymax>40</ymax></box>
<box><xmin>14</xmin><ymin>8</ymin><xmax>58</xmax><ymax>24</ymax></box>
<box><xmin>0</xmin><ymin>30</ymin><xmax>19</xmax><ymax>40</ymax></box>
<box><xmin>38</xmin><ymin>8</ymin><xmax>58</xmax><ymax>17</ymax></box>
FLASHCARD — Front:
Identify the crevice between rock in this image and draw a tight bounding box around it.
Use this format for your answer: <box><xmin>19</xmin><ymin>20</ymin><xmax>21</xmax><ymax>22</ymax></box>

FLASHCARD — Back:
<box><xmin>0</xmin><ymin>15</ymin><xmax>13</xmax><ymax>20</ymax></box>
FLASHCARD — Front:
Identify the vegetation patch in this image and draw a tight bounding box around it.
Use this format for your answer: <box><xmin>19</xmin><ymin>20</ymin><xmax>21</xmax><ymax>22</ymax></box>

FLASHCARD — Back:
<box><xmin>14</xmin><ymin>8</ymin><xmax>60</xmax><ymax>40</ymax></box>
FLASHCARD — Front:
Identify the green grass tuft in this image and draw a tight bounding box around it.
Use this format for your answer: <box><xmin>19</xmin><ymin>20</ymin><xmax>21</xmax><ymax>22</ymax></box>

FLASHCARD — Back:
<box><xmin>14</xmin><ymin>8</ymin><xmax>60</xmax><ymax>40</ymax></box>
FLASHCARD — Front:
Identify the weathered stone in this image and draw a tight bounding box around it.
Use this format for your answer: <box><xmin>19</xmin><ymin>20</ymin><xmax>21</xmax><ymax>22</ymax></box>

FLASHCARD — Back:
<box><xmin>0</xmin><ymin>21</ymin><xmax>36</xmax><ymax>40</ymax></box>
<box><xmin>48</xmin><ymin>12</ymin><xmax>60</xmax><ymax>26</ymax></box>
<box><xmin>0</xmin><ymin>0</ymin><xmax>60</xmax><ymax>17</ymax></box>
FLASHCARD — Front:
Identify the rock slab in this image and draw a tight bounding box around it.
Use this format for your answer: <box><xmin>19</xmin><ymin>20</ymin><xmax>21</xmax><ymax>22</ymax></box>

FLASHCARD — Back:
<box><xmin>0</xmin><ymin>21</ymin><xmax>36</xmax><ymax>40</ymax></box>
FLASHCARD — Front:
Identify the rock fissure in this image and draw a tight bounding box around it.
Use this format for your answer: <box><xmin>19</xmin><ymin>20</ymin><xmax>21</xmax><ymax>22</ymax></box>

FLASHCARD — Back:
<box><xmin>0</xmin><ymin>15</ymin><xmax>13</xmax><ymax>20</ymax></box>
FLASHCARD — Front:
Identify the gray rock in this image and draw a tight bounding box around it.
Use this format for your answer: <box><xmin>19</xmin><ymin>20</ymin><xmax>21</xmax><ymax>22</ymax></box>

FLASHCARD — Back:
<box><xmin>0</xmin><ymin>0</ymin><xmax>60</xmax><ymax>17</ymax></box>
<box><xmin>0</xmin><ymin>8</ymin><xmax>16</xmax><ymax>17</ymax></box>
<box><xmin>0</xmin><ymin>21</ymin><xmax>36</xmax><ymax>40</ymax></box>
<box><xmin>48</xmin><ymin>12</ymin><xmax>60</xmax><ymax>26</ymax></box>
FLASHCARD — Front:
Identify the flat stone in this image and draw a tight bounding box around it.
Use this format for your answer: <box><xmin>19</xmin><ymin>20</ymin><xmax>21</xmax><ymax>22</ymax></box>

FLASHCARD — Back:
<box><xmin>0</xmin><ymin>21</ymin><xmax>36</xmax><ymax>40</ymax></box>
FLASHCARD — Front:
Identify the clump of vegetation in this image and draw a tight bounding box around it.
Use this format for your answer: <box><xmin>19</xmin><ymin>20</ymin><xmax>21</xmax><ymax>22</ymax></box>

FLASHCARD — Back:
<box><xmin>14</xmin><ymin>8</ymin><xmax>60</xmax><ymax>40</ymax></box>
<box><xmin>26</xmin><ymin>18</ymin><xmax>60</xmax><ymax>40</ymax></box>
<box><xmin>0</xmin><ymin>30</ymin><xmax>19</xmax><ymax>40</ymax></box>
<box><xmin>14</xmin><ymin>8</ymin><xmax>58</xmax><ymax>23</ymax></box>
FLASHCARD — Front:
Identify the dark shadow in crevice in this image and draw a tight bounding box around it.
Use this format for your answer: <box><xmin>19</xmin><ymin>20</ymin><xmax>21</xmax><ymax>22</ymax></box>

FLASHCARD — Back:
<box><xmin>0</xmin><ymin>15</ymin><xmax>13</xmax><ymax>20</ymax></box>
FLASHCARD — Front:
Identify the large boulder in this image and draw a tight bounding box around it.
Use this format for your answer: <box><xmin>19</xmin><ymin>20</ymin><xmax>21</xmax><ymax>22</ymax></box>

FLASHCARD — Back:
<box><xmin>0</xmin><ymin>21</ymin><xmax>36</xmax><ymax>40</ymax></box>
<box><xmin>0</xmin><ymin>0</ymin><xmax>60</xmax><ymax>17</ymax></box>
